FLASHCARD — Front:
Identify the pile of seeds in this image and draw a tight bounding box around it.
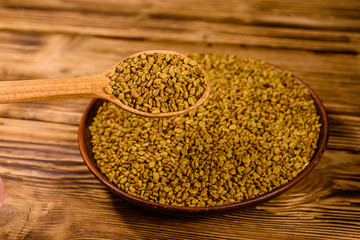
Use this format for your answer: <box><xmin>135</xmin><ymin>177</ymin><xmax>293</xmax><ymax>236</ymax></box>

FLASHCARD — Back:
<box><xmin>90</xmin><ymin>53</ymin><xmax>321</xmax><ymax>207</ymax></box>
<box><xmin>107</xmin><ymin>52</ymin><xmax>207</xmax><ymax>114</ymax></box>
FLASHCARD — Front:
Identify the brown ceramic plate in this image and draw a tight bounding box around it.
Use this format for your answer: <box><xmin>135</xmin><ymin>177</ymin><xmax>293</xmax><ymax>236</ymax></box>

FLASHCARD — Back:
<box><xmin>78</xmin><ymin>67</ymin><xmax>329</xmax><ymax>216</ymax></box>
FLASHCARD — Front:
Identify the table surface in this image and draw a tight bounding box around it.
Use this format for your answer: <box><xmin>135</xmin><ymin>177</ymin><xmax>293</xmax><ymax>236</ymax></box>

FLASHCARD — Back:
<box><xmin>0</xmin><ymin>0</ymin><xmax>359</xmax><ymax>239</ymax></box>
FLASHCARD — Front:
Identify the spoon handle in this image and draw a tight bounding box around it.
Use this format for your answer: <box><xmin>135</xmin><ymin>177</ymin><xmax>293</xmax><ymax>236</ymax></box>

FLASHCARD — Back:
<box><xmin>0</xmin><ymin>75</ymin><xmax>108</xmax><ymax>104</ymax></box>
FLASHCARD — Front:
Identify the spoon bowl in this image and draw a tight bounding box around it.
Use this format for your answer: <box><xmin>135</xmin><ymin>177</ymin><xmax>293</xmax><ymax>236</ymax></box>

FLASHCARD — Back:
<box><xmin>101</xmin><ymin>50</ymin><xmax>211</xmax><ymax>118</ymax></box>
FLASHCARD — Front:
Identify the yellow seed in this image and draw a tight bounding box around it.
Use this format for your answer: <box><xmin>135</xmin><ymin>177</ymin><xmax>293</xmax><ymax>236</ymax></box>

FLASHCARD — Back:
<box><xmin>151</xmin><ymin>109</ymin><xmax>161</xmax><ymax>114</ymax></box>
<box><xmin>131</xmin><ymin>91</ymin><xmax>140</xmax><ymax>98</ymax></box>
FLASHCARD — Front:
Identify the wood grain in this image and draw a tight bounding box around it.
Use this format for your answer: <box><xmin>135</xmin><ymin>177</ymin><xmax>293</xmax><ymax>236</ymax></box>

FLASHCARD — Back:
<box><xmin>0</xmin><ymin>8</ymin><xmax>359</xmax><ymax>54</ymax></box>
<box><xmin>0</xmin><ymin>0</ymin><xmax>359</xmax><ymax>239</ymax></box>
<box><xmin>2</xmin><ymin>0</ymin><xmax>360</xmax><ymax>31</ymax></box>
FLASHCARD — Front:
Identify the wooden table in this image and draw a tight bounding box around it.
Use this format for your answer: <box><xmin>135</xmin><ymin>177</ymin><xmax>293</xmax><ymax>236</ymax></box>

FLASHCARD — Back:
<box><xmin>0</xmin><ymin>1</ymin><xmax>359</xmax><ymax>239</ymax></box>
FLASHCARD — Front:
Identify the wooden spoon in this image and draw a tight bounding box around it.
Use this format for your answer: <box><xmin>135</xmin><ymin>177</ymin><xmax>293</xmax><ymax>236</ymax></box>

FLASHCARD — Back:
<box><xmin>0</xmin><ymin>50</ymin><xmax>210</xmax><ymax>118</ymax></box>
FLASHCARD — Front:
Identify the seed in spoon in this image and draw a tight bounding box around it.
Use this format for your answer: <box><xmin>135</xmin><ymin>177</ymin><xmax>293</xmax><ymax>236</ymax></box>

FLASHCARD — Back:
<box><xmin>107</xmin><ymin>52</ymin><xmax>208</xmax><ymax>114</ymax></box>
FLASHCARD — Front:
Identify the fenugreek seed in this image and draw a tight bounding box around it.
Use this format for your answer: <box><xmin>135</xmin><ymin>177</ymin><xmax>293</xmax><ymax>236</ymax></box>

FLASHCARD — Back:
<box><xmin>153</xmin><ymin>172</ymin><xmax>160</xmax><ymax>182</ymax></box>
<box><xmin>189</xmin><ymin>60</ymin><xmax>197</xmax><ymax>66</ymax></box>
<box><xmin>120</xmin><ymin>177</ymin><xmax>127</xmax><ymax>184</ymax></box>
<box><xmin>174</xmin><ymin>185</ymin><xmax>182</xmax><ymax>192</ymax></box>
<box><xmin>159</xmin><ymin>198</ymin><xmax>166</xmax><ymax>204</ymax></box>
<box><xmin>151</xmin><ymin>109</ymin><xmax>161</xmax><ymax>114</ymax></box>
<box><xmin>152</xmin><ymin>89</ymin><xmax>160</xmax><ymax>96</ymax></box>
<box><xmin>136</xmin><ymin>97</ymin><xmax>144</xmax><ymax>105</ymax></box>
<box><xmin>188</xmin><ymin>97</ymin><xmax>196</xmax><ymax>106</ymax></box>
<box><xmin>104</xmin><ymin>87</ymin><xmax>113</xmax><ymax>95</ymax></box>
<box><xmin>146</xmin><ymin>79</ymin><xmax>154</xmax><ymax>87</ymax></box>
<box><xmin>149</xmin><ymin>161</ymin><xmax>156</xmax><ymax>168</ymax></box>
<box><xmin>273</xmin><ymin>166</ymin><xmax>281</xmax><ymax>174</ymax></box>
<box><xmin>274</xmin><ymin>148</ymin><xmax>281</xmax><ymax>155</ymax></box>
<box><xmin>169</xmin><ymin>67</ymin><xmax>175</xmax><ymax>77</ymax></box>
<box><xmin>189</xmin><ymin>189</ymin><xmax>198</xmax><ymax>195</ymax></box>
<box><xmin>131</xmin><ymin>91</ymin><xmax>140</xmax><ymax>98</ymax></box>
<box><xmin>294</xmin><ymin>162</ymin><xmax>302</xmax><ymax>169</ymax></box>
<box><xmin>110</xmin><ymin>75</ymin><xmax>118</xmax><ymax>81</ymax></box>
<box><xmin>159</xmin><ymin>73</ymin><xmax>168</xmax><ymax>79</ymax></box>
<box><xmin>229</xmin><ymin>124</ymin><xmax>237</xmax><ymax>130</ymax></box>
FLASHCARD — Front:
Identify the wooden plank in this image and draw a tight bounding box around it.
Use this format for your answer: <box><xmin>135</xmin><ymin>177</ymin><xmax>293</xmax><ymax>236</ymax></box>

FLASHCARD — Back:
<box><xmin>2</xmin><ymin>0</ymin><xmax>360</xmax><ymax>31</ymax></box>
<box><xmin>0</xmin><ymin>8</ymin><xmax>359</xmax><ymax>54</ymax></box>
<box><xmin>0</xmin><ymin>149</ymin><xmax>359</xmax><ymax>239</ymax></box>
<box><xmin>0</xmin><ymin>100</ymin><xmax>87</xmax><ymax>125</ymax></box>
<box><xmin>0</xmin><ymin>117</ymin><xmax>78</xmax><ymax>147</ymax></box>
<box><xmin>1</xmin><ymin>31</ymin><xmax>359</xmax><ymax>85</ymax></box>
